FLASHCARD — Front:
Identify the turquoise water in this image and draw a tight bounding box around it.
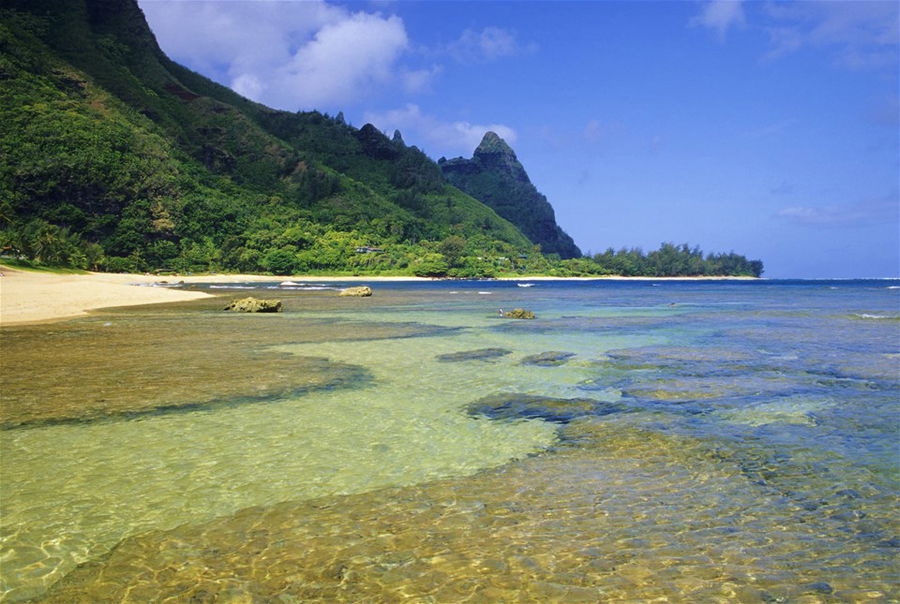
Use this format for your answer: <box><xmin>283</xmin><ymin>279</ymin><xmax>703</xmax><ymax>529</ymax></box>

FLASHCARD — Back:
<box><xmin>1</xmin><ymin>279</ymin><xmax>898</xmax><ymax>601</ymax></box>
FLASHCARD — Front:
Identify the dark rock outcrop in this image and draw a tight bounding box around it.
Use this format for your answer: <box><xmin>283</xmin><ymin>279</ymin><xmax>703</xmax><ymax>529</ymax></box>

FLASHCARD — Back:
<box><xmin>354</xmin><ymin>124</ymin><xmax>400</xmax><ymax>161</ymax></box>
<box><xmin>439</xmin><ymin>132</ymin><xmax>581</xmax><ymax>259</ymax></box>
<box><xmin>223</xmin><ymin>297</ymin><xmax>282</xmax><ymax>313</ymax></box>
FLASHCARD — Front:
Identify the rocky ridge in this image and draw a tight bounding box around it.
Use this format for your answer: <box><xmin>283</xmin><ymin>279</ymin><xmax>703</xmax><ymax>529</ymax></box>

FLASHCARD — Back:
<box><xmin>440</xmin><ymin>132</ymin><xmax>581</xmax><ymax>259</ymax></box>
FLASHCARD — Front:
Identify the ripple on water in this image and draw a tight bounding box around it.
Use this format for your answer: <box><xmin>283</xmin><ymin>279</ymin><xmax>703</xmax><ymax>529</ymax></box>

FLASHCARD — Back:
<box><xmin>1</xmin><ymin>313</ymin><xmax>565</xmax><ymax>601</ymax></box>
<box><xmin>40</xmin><ymin>419</ymin><xmax>899</xmax><ymax>602</ymax></box>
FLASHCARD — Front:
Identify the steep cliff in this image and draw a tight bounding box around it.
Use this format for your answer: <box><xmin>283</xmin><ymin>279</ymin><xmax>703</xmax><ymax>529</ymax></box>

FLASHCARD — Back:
<box><xmin>440</xmin><ymin>132</ymin><xmax>581</xmax><ymax>259</ymax></box>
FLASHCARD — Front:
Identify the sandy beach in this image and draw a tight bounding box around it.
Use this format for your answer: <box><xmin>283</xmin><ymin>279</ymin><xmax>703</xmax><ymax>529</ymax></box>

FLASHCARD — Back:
<box><xmin>0</xmin><ymin>268</ymin><xmax>443</xmax><ymax>325</ymax></box>
<box><xmin>0</xmin><ymin>267</ymin><xmax>210</xmax><ymax>326</ymax></box>
<box><xmin>0</xmin><ymin>265</ymin><xmax>757</xmax><ymax>326</ymax></box>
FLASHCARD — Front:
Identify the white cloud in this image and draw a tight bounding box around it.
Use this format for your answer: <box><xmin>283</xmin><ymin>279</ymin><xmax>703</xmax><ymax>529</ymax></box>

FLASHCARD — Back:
<box><xmin>444</xmin><ymin>26</ymin><xmax>536</xmax><ymax>62</ymax></box>
<box><xmin>139</xmin><ymin>1</ymin><xmax>340</xmax><ymax>75</ymax></box>
<box><xmin>583</xmin><ymin>119</ymin><xmax>603</xmax><ymax>143</ymax></box>
<box><xmin>363</xmin><ymin>104</ymin><xmax>517</xmax><ymax>156</ymax></box>
<box><xmin>776</xmin><ymin>195</ymin><xmax>899</xmax><ymax>227</ymax></box>
<box><xmin>690</xmin><ymin>1</ymin><xmax>898</xmax><ymax>69</ymax></box>
<box><xmin>762</xmin><ymin>1</ymin><xmax>899</xmax><ymax>69</ymax></box>
<box><xmin>138</xmin><ymin>2</ymin><xmax>536</xmax><ymax>112</ymax></box>
<box><xmin>231</xmin><ymin>73</ymin><xmax>264</xmax><ymax>100</ymax></box>
<box><xmin>582</xmin><ymin>119</ymin><xmax>624</xmax><ymax>144</ymax></box>
<box><xmin>267</xmin><ymin>12</ymin><xmax>408</xmax><ymax>108</ymax></box>
<box><xmin>690</xmin><ymin>0</ymin><xmax>745</xmax><ymax>40</ymax></box>
<box><xmin>400</xmin><ymin>65</ymin><xmax>442</xmax><ymax>94</ymax></box>
<box><xmin>138</xmin><ymin>0</ymin><xmax>419</xmax><ymax>110</ymax></box>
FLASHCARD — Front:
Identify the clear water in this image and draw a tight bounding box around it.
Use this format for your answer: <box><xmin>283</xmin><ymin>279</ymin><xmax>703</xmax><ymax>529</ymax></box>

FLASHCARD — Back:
<box><xmin>1</xmin><ymin>280</ymin><xmax>898</xmax><ymax>602</ymax></box>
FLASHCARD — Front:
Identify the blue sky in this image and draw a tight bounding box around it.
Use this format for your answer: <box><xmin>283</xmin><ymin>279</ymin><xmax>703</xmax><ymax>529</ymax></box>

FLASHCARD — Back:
<box><xmin>138</xmin><ymin>0</ymin><xmax>899</xmax><ymax>278</ymax></box>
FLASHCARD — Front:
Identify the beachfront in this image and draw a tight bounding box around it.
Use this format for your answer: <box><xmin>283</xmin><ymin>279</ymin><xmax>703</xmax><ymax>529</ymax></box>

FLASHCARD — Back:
<box><xmin>0</xmin><ymin>266</ymin><xmax>756</xmax><ymax>326</ymax></box>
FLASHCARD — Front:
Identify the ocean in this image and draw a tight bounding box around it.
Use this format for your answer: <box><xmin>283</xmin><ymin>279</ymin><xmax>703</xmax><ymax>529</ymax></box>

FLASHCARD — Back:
<box><xmin>1</xmin><ymin>279</ymin><xmax>898</xmax><ymax>601</ymax></box>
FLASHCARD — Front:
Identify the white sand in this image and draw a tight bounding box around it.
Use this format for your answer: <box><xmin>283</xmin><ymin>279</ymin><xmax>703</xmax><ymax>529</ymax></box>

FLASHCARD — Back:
<box><xmin>0</xmin><ymin>268</ymin><xmax>213</xmax><ymax>325</ymax></box>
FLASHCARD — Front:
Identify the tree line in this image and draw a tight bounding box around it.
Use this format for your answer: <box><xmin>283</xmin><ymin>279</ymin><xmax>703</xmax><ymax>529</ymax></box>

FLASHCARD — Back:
<box><xmin>1</xmin><ymin>222</ymin><xmax>763</xmax><ymax>278</ymax></box>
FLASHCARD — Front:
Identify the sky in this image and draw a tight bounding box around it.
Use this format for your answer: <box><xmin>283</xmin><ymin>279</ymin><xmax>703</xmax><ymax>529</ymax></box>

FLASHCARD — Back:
<box><xmin>137</xmin><ymin>0</ymin><xmax>900</xmax><ymax>278</ymax></box>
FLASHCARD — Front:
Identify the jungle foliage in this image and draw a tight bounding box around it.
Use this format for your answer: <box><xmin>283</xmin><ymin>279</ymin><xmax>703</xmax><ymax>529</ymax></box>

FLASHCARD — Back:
<box><xmin>556</xmin><ymin>243</ymin><xmax>764</xmax><ymax>278</ymax></box>
<box><xmin>0</xmin><ymin>0</ymin><xmax>763</xmax><ymax>279</ymax></box>
<box><xmin>0</xmin><ymin>0</ymin><xmax>529</xmax><ymax>277</ymax></box>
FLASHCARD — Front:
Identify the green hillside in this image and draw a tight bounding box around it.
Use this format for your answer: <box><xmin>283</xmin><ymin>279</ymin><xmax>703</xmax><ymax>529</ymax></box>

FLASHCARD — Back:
<box><xmin>0</xmin><ymin>0</ymin><xmax>533</xmax><ymax>277</ymax></box>
<box><xmin>0</xmin><ymin>0</ymin><xmax>764</xmax><ymax>278</ymax></box>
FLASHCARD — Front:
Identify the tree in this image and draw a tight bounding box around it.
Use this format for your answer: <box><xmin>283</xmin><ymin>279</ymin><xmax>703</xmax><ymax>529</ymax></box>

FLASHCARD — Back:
<box><xmin>411</xmin><ymin>253</ymin><xmax>449</xmax><ymax>277</ymax></box>
<box><xmin>262</xmin><ymin>247</ymin><xmax>298</xmax><ymax>275</ymax></box>
<box><xmin>438</xmin><ymin>235</ymin><xmax>466</xmax><ymax>267</ymax></box>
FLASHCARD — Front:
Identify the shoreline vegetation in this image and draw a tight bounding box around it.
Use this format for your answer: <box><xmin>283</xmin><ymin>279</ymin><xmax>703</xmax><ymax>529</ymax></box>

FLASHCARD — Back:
<box><xmin>0</xmin><ymin>263</ymin><xmax>757</xmax><ymax>326</ymax></box>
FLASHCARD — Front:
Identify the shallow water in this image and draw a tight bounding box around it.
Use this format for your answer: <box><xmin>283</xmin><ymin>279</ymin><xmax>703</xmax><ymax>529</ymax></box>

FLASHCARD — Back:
<box><xmin>1</xmin><ymin>280</ymin><xmax>898</xmax><ymax>602</ymax></box>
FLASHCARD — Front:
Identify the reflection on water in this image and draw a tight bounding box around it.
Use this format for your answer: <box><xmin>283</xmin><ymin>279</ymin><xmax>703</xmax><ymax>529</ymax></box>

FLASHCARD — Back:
<box><xmin>1</xmin><ymin>281</ymin><xmax>898</xmax><ymax>601</ymax></box>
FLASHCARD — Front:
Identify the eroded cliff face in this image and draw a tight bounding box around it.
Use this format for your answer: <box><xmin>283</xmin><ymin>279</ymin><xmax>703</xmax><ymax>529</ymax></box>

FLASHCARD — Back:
<box><xmin>440</xmin><ymin>132</ymin><xmax>582</xmax><ymax>259</ymax></box>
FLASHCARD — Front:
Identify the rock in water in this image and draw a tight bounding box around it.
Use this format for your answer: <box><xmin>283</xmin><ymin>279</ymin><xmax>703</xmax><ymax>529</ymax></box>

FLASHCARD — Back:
<box><xmin>435</xmin><ymin>348</ymin><xmax>513</xmax><ymax>362</ymax></box>
<box><xmin>521</xmin><ymin>351</ymin><xmax>576</xmax><ymax>366</ymax></box>
<box><xmin>223</xmin><ymin>297</ymin><xmax>282</xmax><ymax>313</ymax></box>
<box><xmin>502</xmin><ymin>308</ymin><xmax>535</xmax><ymax>319</ymax></box>
<box><xmin>467</xmin><ymin>393</ymin><xmax>621</xmax><ymax>424</ymax></box>
<box><xmin>339</xmin><ymin>286</ymin><xmax>373</xmax><ymax>297</ymax></box>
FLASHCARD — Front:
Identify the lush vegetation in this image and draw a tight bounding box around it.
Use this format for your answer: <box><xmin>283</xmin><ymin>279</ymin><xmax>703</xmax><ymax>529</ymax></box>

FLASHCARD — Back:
<box><xmin>0</xmin><ymin>0</ymin><xmax>763</xmax><ymax>279</ymax></box>
<box><xmin>554</xmin><ymin>243</ymin><xmax>764</xmax><ymax>278</ymax></box>
<box><xmin>0</xmin><ymin>1</ymin><xmax>530</xmax><ymax>277</ymax></box>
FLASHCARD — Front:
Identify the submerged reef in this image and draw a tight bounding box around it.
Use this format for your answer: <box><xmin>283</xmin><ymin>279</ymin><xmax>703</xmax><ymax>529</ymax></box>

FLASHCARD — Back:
<box><xmin>521</xmin><ymin>351</ymin><xmax>576</xmax><ymax>366</ymax></box>
<box><xmin>435</xmin><ymin>348</ymin><xmax>513</xmax><ymax>363</ymax></box>
<box><xmin>467</xmin><ymin>392</ymin><xmax>625</xmax><ymax>424</ymax></box>
<box><xmin>0</xmin><ymin>313</ymin><xmax>450</xmax><ymax>428</ymax></box>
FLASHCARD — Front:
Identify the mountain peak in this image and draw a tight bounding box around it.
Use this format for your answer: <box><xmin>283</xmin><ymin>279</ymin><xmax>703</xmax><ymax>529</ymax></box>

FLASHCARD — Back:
<box><xmin>475</xmin><ymin>131</ymin><xmax>515</xmax><ymax>157</ymax></box>
<box><xmin>441</xmin><ymin>131</ymin><xmax>582</xmax><ymax>259</ymax></box>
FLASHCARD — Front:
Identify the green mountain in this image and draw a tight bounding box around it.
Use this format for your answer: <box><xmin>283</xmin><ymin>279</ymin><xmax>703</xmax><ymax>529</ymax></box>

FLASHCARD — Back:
<box><xmin>0</xmin><ymin>0</ymin><xmax>764</xmax><ymax>278</ymax></box>
<box><xmin>439</xmin><ymin>132</ymin><xmax>581</xmax><ymax>259</ymax></box>
<box><xmin>0</xmin><ymin>0</ymin><xmax>535</xmax><ymax>276</ymax></box>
